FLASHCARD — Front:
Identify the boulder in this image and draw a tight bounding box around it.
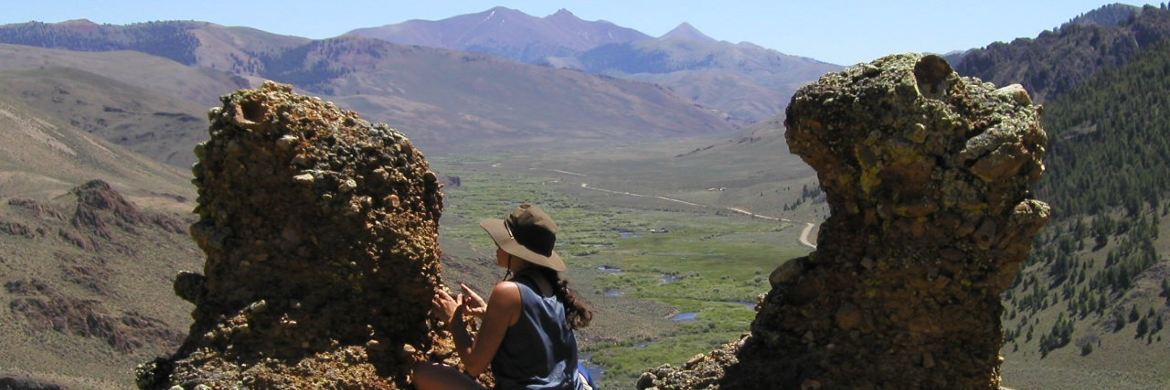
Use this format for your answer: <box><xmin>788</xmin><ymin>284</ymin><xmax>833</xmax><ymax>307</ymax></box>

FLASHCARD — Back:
<box><xmin>136</xmin><ymin>82</ymin><xmax>447</xmax><ymax>389</ymax></box>
<box><xmin>639</xmin><ymin>53</ymin><xmax>1050</xmax><ymax>389</ymax></box>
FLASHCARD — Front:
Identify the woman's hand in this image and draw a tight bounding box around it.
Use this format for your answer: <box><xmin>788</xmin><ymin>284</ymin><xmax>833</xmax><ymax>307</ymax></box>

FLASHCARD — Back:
<box><xmin>431</xmin><ymin>288</ymin><xmax>462</xmax><ymax>323</ymax></box>
<box><xmin>460</xmin><ymin>283</ymin><xmax>488</xmax><ymax>318</ymax></box>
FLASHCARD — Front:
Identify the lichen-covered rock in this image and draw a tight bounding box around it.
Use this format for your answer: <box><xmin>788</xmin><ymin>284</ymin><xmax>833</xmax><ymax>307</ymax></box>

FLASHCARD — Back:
<box><xmin>637</xmin><ymin>336</ymin><xmax>745</xmax><ymax>390</ymax></box>
<box><xmin>136</xmin><ymin>82</ymin><xmax>445</xmax><ymax>389</ymax></box>
<box><xmin>639</xmin><ymin>54</ymin><xmax>1050</xmax><ymax>389</ymax></box>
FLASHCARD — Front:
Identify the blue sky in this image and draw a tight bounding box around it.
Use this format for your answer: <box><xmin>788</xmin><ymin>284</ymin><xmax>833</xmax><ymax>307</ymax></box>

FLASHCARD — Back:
<box><xmin>0</xmin><ymin>0</ymin><xmax>1138</xmax><ymax>65</ymax></box>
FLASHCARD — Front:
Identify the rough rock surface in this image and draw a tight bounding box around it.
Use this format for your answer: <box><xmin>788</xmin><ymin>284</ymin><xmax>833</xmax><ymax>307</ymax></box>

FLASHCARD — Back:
<box><xmin>638</xmin><ymin>54</ymin><xmax>1050</xmax><ymax>389</ymax></box>
<box><xmin>136</xmin><ymin>82</ymin><xmax>447</xmax><ymax>389</ymax></box>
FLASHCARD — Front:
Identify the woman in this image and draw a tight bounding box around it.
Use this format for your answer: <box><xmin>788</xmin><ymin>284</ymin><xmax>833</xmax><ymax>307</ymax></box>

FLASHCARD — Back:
<box><xmin>415</xmin><ymin>204</ymin><xmax>594</xmax><ymax>390</ymax></box>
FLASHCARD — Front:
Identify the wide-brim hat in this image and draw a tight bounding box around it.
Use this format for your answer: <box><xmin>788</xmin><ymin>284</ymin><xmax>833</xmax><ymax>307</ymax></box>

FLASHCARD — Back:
<box><xmin>480</xmin><ymin>204</ymin><xmax>566</xmax><ymax>272</ymax></box>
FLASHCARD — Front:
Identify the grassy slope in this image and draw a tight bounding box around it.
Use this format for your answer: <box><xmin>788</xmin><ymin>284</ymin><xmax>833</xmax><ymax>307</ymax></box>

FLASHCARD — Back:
<box><xmin>998</xmin><ymin>212</ymin><xmax>1170</xmax><ymax>389</ymax></box>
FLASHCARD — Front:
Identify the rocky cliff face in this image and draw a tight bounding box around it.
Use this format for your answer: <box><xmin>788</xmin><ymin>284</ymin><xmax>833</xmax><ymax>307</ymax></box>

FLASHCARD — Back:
<box><xmin>136</xmin><ymin>82</ymin><xmax>447</xmax><ymax>389</ymax></box>
<box><xmin>638</xmin><ymin>54</ymin><xmax>1050</xmax><ymax>389</ymax></box>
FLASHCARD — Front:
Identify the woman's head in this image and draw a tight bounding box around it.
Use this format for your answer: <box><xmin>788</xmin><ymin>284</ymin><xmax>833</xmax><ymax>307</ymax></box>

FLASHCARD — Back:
<box><xmin>480</xmin><ymin>204</ymin><xmax>565</xmax><ymax>272</ymax></box>
<box><xmin>482</xmin><ymin>204</ymin><xmax>593</xmax><ymax>328</ymax></box>
<box><xmin>494</xmin><ymin>246</ymin><xmax>529</xmax><ymax>272</ymax></box>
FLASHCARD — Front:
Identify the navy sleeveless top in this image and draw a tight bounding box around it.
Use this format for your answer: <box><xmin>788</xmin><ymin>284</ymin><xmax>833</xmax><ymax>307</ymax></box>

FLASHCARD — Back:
<box><xmin>491</xmin><ymin>274</ymin><xmax>583</xmax><ymax>390</ymax></box>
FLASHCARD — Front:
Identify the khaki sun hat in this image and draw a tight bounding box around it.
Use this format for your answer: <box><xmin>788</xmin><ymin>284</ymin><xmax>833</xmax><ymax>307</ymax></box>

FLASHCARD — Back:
<box><xmin>479</xmin><ymin>203</ymin><xmax>566</xmax><ymax>272</ymax></box>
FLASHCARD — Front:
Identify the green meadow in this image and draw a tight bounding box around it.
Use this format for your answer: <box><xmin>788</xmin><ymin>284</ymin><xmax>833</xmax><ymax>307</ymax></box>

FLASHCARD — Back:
<box><xmin>432</xmin><ymin>156</ymin><xmax>813</xmax><ymax>388</ymax></box>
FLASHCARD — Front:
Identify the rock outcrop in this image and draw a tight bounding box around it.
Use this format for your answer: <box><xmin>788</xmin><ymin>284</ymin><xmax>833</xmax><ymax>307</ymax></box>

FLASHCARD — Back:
<box><xmin>136</xmin><ymin>82</ymin><xmax>446</xmax><ymax>389</ymax></box>
<box><xmin>638</xmin><ymin>54</ymin><xmax>1050</xmax><ymax>389</ymax></box>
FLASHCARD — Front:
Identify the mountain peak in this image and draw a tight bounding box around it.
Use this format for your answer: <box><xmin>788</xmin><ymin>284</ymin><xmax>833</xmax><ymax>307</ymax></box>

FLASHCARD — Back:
<box><xmin>661</xmin><ymin>22</ymin><xmax>715</xmax><ymax>42</ymax></box>
<box><xmin>482</xmin><ymin>6</ymin><xmax>526</xmax><ymax>19</ymax></box>
<box><xmin>549</xmin><ymin>8</ymin><xmax>577</xmax><ymax>19</ymax></box>
<box><xmin>57</xmin><ymin>18</ymin><xmax>102</xmax><ymax>32</ymax></box>
<box><xmin>1061</xmin><ymin>3</ymin><xmax>1141</xmax><ymax>29</ymax></box>
<box><xmin>547</xmin><ymin>8</ymin><xmax>586</xmax><ymax>24</ymax></box>
<box><xmin>60</xmin><ymin>19</ymin><xmax>98</xmax><ymax>26</ymax></box>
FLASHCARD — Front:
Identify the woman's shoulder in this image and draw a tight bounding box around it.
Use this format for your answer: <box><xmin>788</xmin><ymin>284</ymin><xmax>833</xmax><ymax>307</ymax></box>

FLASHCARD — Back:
<box><xmin>490</xmin><ymin>280</ymin><xmax>524</xmax><ymax>303</ymax></box>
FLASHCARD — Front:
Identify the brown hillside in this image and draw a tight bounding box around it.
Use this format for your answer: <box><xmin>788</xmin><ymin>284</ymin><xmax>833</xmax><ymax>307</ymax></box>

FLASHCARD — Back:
<box><xmin>0</xmin><ymin>20</ymin><xmax>309</xmax><ymax>77</ymax></box>
<box><xmin>0</xmin><ymin>66</ymin><xmax>212</xmax><ymax>167</ymax></box>
<box><xmin>0</xmin><ymin>43</ymin><xmax>255</xmax><ymax>108</ymax></box>
<box><xmin>956</xmin><ymin>5</ymin><xmax>1170</xmax><ymax>104</ymax></box>
<box><xmin>0</xmin><ymin>67</ymin><xmax>198</xmax><ymax>389</ymax></box>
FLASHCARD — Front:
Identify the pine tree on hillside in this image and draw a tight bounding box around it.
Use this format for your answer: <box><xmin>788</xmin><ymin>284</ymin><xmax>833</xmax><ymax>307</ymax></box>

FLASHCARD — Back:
<box><xmin>1012</xmin><ymin>43</ymin><xmax>1170</xmax><ymax>344</ymax></box>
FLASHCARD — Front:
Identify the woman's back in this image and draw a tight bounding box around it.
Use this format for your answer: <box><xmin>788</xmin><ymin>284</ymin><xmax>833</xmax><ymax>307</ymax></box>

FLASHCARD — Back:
<box><xmin>491</xmin><ymin>274</ymin><xmax>582</xmax><ymax>390</ymax></box>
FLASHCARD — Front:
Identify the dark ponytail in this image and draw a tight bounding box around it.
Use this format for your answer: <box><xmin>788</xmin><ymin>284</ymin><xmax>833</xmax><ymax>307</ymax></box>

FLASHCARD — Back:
<box><xmin>535</xmin><ymin>267</ymin><xmax>593</xmax><ymax>329</ymax></box>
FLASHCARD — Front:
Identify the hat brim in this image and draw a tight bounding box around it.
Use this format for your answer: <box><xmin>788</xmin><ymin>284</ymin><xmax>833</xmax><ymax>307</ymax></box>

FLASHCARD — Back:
<box><xmin>480</xmin><ymin>218</ymin><xmax>566</xmax><ymax>272</ymax></box>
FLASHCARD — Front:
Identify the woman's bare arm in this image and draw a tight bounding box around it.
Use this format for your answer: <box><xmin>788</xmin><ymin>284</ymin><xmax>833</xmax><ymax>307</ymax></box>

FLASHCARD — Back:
<box><xmin>450</xmin><ymin>281</ymin><xmax>522</xmax><ymax>376</ymax></box>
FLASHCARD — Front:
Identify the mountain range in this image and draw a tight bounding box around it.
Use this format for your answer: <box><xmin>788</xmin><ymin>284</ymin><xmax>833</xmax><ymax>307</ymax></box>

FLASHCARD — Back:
<box><xmin>346</xmin><ymin>6</ymin><xmax>841</xmax><ymax>126</ymax></box>
<box><xmin>0</xmin><ymin>18</ymin><xmax>739</xmax><ymax>157</ymax></box>
<box><xmin>348</xmin><ymin>7</ymin><xmax>654</xmax><ymax>63</ymax></box>
<box><xmin>2</xmin><ymin>3</ymin><xmax>1170</xmax><ymax>388</ymax></box>
<box><xmin>0</xmin><ymin>7</ymin><xmax>843</xmax><ymax>157</ymax></box>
